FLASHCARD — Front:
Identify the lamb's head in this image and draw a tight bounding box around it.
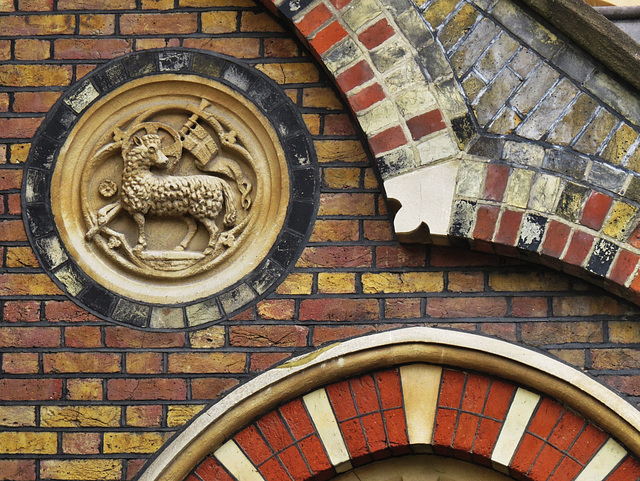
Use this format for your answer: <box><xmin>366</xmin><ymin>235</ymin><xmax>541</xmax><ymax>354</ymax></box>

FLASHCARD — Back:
<box><xmin>127</xmin><ymin>133</ymin><xmax>168</xmax><ymax>168</ymax></box>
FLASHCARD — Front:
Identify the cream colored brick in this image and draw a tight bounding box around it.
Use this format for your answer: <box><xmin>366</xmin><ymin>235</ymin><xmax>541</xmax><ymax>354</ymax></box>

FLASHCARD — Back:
<box><xmin>504</xmin><ymin>168</ymin><xmax>535</xmax><ymax>208</ymax></box>
<box><xmin>456</xmin><ymin>160</ymin><xmax>486</xmax><ymax>198</ymax></box>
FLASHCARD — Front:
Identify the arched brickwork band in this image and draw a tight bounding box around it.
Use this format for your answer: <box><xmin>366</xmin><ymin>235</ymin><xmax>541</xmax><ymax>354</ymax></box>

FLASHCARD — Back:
<box><xmin>249</xmin><ymin>0</ymin><xmax>640</xmax><ymax>305</ymax></box>
<box><xmin>138</xmin><ymin>328</ymin><xmax>640</xmax><ymax>481</ymax></box>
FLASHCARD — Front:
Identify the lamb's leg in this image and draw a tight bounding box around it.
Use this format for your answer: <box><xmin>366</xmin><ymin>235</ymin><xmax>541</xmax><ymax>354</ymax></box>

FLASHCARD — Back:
<box><xmin>200</xmin><ymin>218</ymin><xmax>219</xmax><ymax>255</ymax></box>
<box><xmin>132</xmin><ymin>212</ymin><xmax>147</xmax><ymax>252</ymax></box>
<box><xmin>176</xmin><ymin>217</ymin><xmax>197</xmax><ymax>251</ymax></box>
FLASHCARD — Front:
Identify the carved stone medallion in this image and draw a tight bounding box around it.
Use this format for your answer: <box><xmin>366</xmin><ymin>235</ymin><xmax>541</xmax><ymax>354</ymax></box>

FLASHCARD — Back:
<box><xmin>24</xmin><ymin>50</ymin><xmax>318</xmax><ymax>329</ymax></box>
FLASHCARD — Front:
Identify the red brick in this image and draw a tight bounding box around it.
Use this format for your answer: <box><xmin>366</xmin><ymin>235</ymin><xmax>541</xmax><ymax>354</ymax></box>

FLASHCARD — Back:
<box><xmin>426</xmin><ymin>297</ymin><xmax>507</xmax><ymax>317</ymax></box>
<box><xmin>330</xmin><ymin>0</ymin><xmax>351</xmax><ymax>9</ymax></box>
<box><xmin>474</xmin><ymin>205</ymin><xmax>500</xmax><ymax>241</ymax></box>
<box><xmin>191</xmin><ymin>378</ymin><xmax>238</xmax><ymax>399</ymax></box>
<box><xmin>361</xmin><ymin>411</ymin><xmax>388</xmax><ymax>456</ymax></box>
<box><xmin>58</xmin><ymin>0</ymin><xmax>134</xmax><ymax>8</ymax></box>
<box><xmin>55</xmin><ymin>38</ymin><xmax>132</xmax><ymax>59</ymax></box>
<box><xmin>0</xmin><ymin>169</ymin><xmax>22</xmax><ymax>190</ymax></box>
<box><xmin>494</xmin><ymin>209</ymin><xmax>523</xmax><ymax>246</ymax></box>
<box><xmin>0</xmin><ymin>117</ymin><xmax>42</xmax><ymax>139</ymax></box>
<box><xmin>44</xmin><ymin>352</ymin><xmax>120</xmax><ymax>373</ymax></box>
<box><xmin>433</xmin><ymin>408</ymin><xmax>457</xmax><ymax>455</ymax></box>
<box><xmin>472</xmin><ymin>418</ymin><xmax>501</xmax><ymax>463</ymax></box>
<box><xmin>562</xmin><ymin>230</ymin><xmax>595</xmax><ymax>266</ymax></box>
<box><xmin>0</xmin><ymin>378</ymin><xmax>62</xmax><ymax>400</ymax></box>
<box><xmin>319</xmin><ymin>192</ymin><xmax>376</xmax><ymax>215</ymax></box>
<box><xmin>13</xmin><ymin>92</ymin><xmax>61</xmax><ymax>112</ymax></box>
<box><xmin>4</xmin><ymin>301</ymin><xmax>40</xmax><ymax>322</ymax></box>
<box><xmin>327</xmin><ymin>381</ymin><xmax>357</xmax><ymax>420</ymax></box>
<box><xmin>407</xmin><ymin>109</ymin><xmax>446</xmax><ymax>140</ymax></box>
<box><xmin>384</xmin><ymin>408</ymin><xmax>408</xmax><ymax>450</ymax></box>
<box><xmin>430</xmin><ymin>246</ymin><xmax>500</xmax><ymax>267</ymax></box>
<box><xmin>376</xmin><ymin>245</ymin><xmax>426</xmax><ymax>267</ymax></box>
<box><xmin>340</xmin><ymin>417</ymin><xmax>371</xmax><ymax>465</ymax></box>
<box><xmin>120</xmin><ymin>13</ymin><xmax>197</xmax><ymax>34</ymax></box>
<box><xmin>568</xmin><ymin>424</ymin><xmax>607</xmax><ymax>464</ymax></box>
<box><xmin>310</xmin><ymin>21</ymin><xmax>348</xmax><ymax>55</ymax></box>
<box><xmin>294</xmin><ymin>3</ymin><xmax>331</xmax><ymax>36</ymax></box>
<box><xmin>230</xmin><ymin>325</ymin><xmax>306</xmax><ymax>347</ymax></box>
<box><xmin>249</xmin><ymin>352</ymin><xmax>290</xmax><ymax>371</ymax></box>
<box><xmin>462</xmin><ymin>374</ymin><xmax>490</xmax><ymax>413</ymax></box>
<box><xmin>299</xmin><ymin>298</ymin><xmax>379</xmax><ymax>321</ymax></box>
<box><xmin>548</xmin><ymin>410</ymin><xmax>584</xmax><ymax>450</ymax></box>
<box><xmin>7</xmin><ymin>193</ymin><xmax>20</xmax><ymax>214</ymax></box>
<box><xmin>580</xmin><ymin>191</ymin><xmax>612</xmax><ymax>230</ymax></box>
<box><xmin>258</xmin><ymin>410</ymin><xmax>294</xmax><ymax>452</ymax></box>
<box><xmin>235</xmin><ymin>425</ymin><xmax>272</xmax><ymax>464</ymax></box>
<box><xmin>348</xmin><ymin>82</ymin><xmax>385</xmax><ymax>112</ymax></box>
<box><xmin>605</xmin><ymin>456</ymin><xmax>640</xmax><ymax>481</ymax></box>
<box><xmin>298</xmin><ymin>436</ymin><xmax>334</xmax><ymax>476</ymax></box>
<box><xmin>279</xmin><ymin>445</ymin><xmax>312</xmax><ymax>479</ymax></box>
<box><xmin>0</xmin><ymin>460</ymin><xmax>36</xmax><ymax>481</ymax></box>
<box><xmin>528</xmin><ymin>444</ymin><xmax>563</xmax><ymax>480</ymax></box>
<box><xmin>0</xmin><ymin>14</ymin><xmax>74</xmax><ymax>35</ymax></box>
<box><xmin>439</xmin><ymin>370</ymin><xmax>465</xmax><ymax>408</ymax></box>
<box><xmin>336</xmin><ymin>60</ymin><xmax>375</xmax><ymax>93</ymax></box>
<box><xmin>453</xmin><ymin>412</ymin><xmax>479</xmax><ymax>459</ymax></box>
<box><xmin>105</xmin><ymin>326</ymin><xmax>184</xmax><ymax>348</ymax></box>
<box><xmin>126</xmin><ymin>352</ymin><xmax>163</xmax><ymax>374</ymax></box>
<box><xmin>609</xmin><ymin>250</ymin><xmax>640</xmax><ymax>285</ymax></box>
<box><xmin>528</xmin><ymin>398</ymin><xmax>563</xmax><ymax>438</ymax></box>
<box><xmin>510</xmin><ymin>433</ymin><xmax>543</xmax><ymax>476</ymax></box>
<box><xmin>359</xmin><ymin>18</ymin><xmax>394</xmax><ymax>49</ymax></box>
<box><xmin>484</xmin><ymin>379</ymin><xmax>514</xmax><ymax>419</ymax></box>
<box><xmin>542</xmin><ymin>220</ymin><xmax>572</xmax><ymax>258</ymax></box>
<box><xmin>369</xmin><ymin>126</ymin><xmax>407</xmax><ymax>155</ymax></box>
<box><xmin>548</xmin><ymin>457</ymin><xmax>581</xmax><ymax>481</ymax></box>
<box><xmin>195</xmin><ymin>457</ymin><xmax>234</xmax><ymax>481</ymax></box>
<box><xmin>375</xmin><ymin>370</ymin><xmax>402</xmax><ymax>409</ymax></box>
<box><xmin>484</xmin><ymin>164</ymin><xmax>510</xmax><ymax>201</ymax></box>
<box><xmin>64</xmin><ymin>326</ymin><xmax>102</xmax><ymax>348</ymax></box>
<box><xmin>324</xmin><ymin>114</ymin><xmax>356</xmax><ymax>136</ymax></box>
<box><xmin>264</xmin><ymin>37</ymin><xmax>298</xmax><ymax>57</ymax></box>
<box><xmin>298</xmin><ymin>246</ymin><xmax>372</xmax><ymax>268</ymax></box>
<box><xmin>107</xmin><ymin>378</ymin><xmax>187</xmax><ymax>400</ymax></box>
<box><xmin>182</xmin><ymin>38</ymin><xmax>260</xmax><ymax>58</ymax></box>
<box><xmin>385</xmin><ymin>298</ymin><xmax>421</xmax><ymax>319</ymax></box>
<box><xmin>350</xmin><ymin>374</ymin><xmax>379</xmax><ymax>414</ymax></box>
<box><xmin>2</xmin><ymin>352</ymin><xmax>38</xmax><ymax>374</ymax></box>
<box><xmin>280</xmin><ymin>398</ymin><xmax>314</xmax><ymax>439</ymax></box>
<box><xmin>260</xmin><ymin>457</ymin><xmax>290</xmax><ymax>480</ymax></box>
<box><xmin>313</xmin><ymin>325</ymin><xmax>378</xmax><ymax>345</ymax></box>
<box><xmin>168</xmin><ymin>353</ymin><xmax>245</xmax><ymax>373</ymax></box>
<box><xmin>45</xmin><ymin>300</ymin><xmax>100</xmax><ymax>322</ymax></box>
<box><xmin>628</xmin><ymin>223</ymin><xmax>640</xmax><ymax>249</ymax></box>
<box><xmin>0</xmin><ymin>327</ymin><xmax>60</xmax><ymax>348</ymax></box>
<box><xmin>0</xmin><ymin>220</ymin><xmax>27</xmax><ymax>241</ymax></box>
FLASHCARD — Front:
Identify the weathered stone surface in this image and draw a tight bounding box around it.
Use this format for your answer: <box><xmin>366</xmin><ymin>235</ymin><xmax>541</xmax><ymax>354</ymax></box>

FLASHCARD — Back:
<box><xmin>601</xmin><ymin>122</ymin><xmax>638</xmax><ymax>165</ymax></box>
<box><xmin>603</xmin><ymin>201</ymin><xmax>638</xmax><ymax>241</ymax></box>
<box><xmin>504</xmin><ymin>168</ymin><xmax>535</xmax><ymax>208</ymax></box>
<box><xmin>370</xmin><ymin>38</ymin><xmax>410</xmax><ymax>73</ymax></box>
<box><xmin>418</xmin><ymin>40</ymin><xmax>452</xmax><ymax>80</ymax></box>
<box><xmin>449</xmin><ymin>17</ymin><xmax>500</xmax><ymax>76</ymax></box>
<box><xmin>461</xmin><ymin>71</ymin><xmax>486</xmax><ymax>102</ymax></box>
<box><xmin>543</xmin><ymin>149</ymin><xmax>588</xmax><ymax>179</ymax></box>
<box><xmin>556</xmin><ymin>182</ymin><xmax>588</xmax><ymax>222</ymax></box>
<box><xmin>584</xmin><ymin>70</ymin><xmax>640</xmax><ymax>129</ymax></box>
<box><xmin>503</xmin><ymin>140</ymin><xmax>544</xmax><ymax>167</ymax></box>
<box><xmin>476</xmin><ymin>32</ymin><xmax>519</xmax><ymax>81</ymax></box>
<box><xmin>396</xmin><ymin>85</ymin><xmax>437</xmax><ymax>117</ymax></box>
<box><xmin>322</xmin><ymin>38</ymin><xmax>360</xmax><ymax>74</ymax></box>
<box><xmin>384</xmin><ymin>62</ymin><xmax>427</xmax><ymax>93</ymax></box>
<box><xmin>510</xmin><ymin>62</ymin><xmax>559</xmax><ymax>117</ymax></box>
<box><xmin>449</xmin><ymin>199</ymin><xmax>477</xmax><ymax>237</ymax></box>
<box><xmin>456</xmin><ymin>160</ymin><xmax>486</xmax><ymax>197</ymax></box>
<box><xmin>546</xmin><ymin>93</ymin><xmax>598</xmax><ymax>146</ymax></box>
<box><xmin>422</xmin><ymin>0</ymin><xmax>459</xmax><ymax>29</ymax></box>
<box><xmin>342</xmin><ymin>0</ymin><xmax>380</xmax><ymax>30</ymax></box>
<box><xmin>588</xmin><ymin>161</ymin><xmax>626</xmax><ymax>193</ymax></box>
<box><xmin>487</xmin><ymin>107</ymin><xmax>521</xmax><ymax>134</ymax></box>
<box><xmin>509</xmin><ymin>47</ymin><xmax>538</xmax><ymax>78</ymax></box>
<box><xmin>439</xmin><ymin>3</ymin><xmax>479</xmax><ymax>52</ymax></box>
<box><xmin>574</xmin><ymin>107</ymin><xmax>617</xmax><ymax>155</ymax></box>
<box><xmin>474</xmin><ymin>67</ymin><xmax>520</xmax><ymax>126</ymax></box>
<box><xmin>529</xmin><ymin>174</ymin><xmax>561</xmax><ymax>213</ymax></box>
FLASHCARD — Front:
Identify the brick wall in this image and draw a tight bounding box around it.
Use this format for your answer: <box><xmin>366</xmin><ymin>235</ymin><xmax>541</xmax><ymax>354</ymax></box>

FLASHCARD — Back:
<box><xmin>1</xmin><ymin>0</ymin><xmax>640</xmax><ymax>480</ymax></box>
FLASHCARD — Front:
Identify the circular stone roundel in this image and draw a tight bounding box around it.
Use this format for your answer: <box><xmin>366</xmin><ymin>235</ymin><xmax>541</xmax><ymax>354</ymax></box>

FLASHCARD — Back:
<box><xmin>23</xmin><ymin>49</ymin><xmax>318</xmax><ymax>329</ymax></box>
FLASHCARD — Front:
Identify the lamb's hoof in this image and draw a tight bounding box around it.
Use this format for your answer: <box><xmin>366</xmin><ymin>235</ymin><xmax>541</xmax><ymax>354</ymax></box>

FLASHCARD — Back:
<box><xmin>133</xmin><ymin>244</ymin><xmax>144</xmax><ymax>254</ymax></box>
<box><xmin>174</xmin><ymin>246</ymin><xmax>185</xmax><ymax>252</ymax></box>
<box><xmin>203</xmin><ymin>246</ymin><xmax>213</xmax><ymax>255</ymax></box>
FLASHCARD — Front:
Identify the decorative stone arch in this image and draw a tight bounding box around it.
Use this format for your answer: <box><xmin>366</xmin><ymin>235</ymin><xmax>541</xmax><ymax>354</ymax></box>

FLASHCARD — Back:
<box><xmin>138</xmin><ymin>328</ymin><xmax>640</xmax><ymax>480</ymax></box>
<box><xmin>246</xmin><ymin>0</ymin><xmax>640</xmax><ymax>304</ymax></box>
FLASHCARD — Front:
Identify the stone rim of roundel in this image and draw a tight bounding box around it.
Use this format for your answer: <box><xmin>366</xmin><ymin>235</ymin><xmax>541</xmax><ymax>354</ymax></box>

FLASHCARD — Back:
<box><xmin>137</xmin><ymin>327</ymin><xmax>640</xmax><ymax>481</ymax></box>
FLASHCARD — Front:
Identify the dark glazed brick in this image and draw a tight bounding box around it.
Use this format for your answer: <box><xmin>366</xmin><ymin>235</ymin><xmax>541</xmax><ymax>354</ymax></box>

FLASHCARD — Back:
<box><xmin>158</xmin><ymin>51</ymin><xmax>192</xmax><ymax>72</ymax></box>
<box><xmin>468</xmin><ymin>136</ymin><xmax>503</xmax><ymax>158</ymax></box>
<box><xmin>24</xmin><ymin>169</ymin><xmax>50</xmax><ymax>203</ymax></box>
<box><xmin>418</xmin><ymin>43</ymin><xmax>451</xmax><ymax>80</ymax></box>
<box><xmin>450</xmin><ymin>200</ymin><xmax>477</xmax><ymax>237</ymax></box>
<box><xmin>43</xmin><ymin>105</ymin><xmax>76</xmax><ymax>139</ymax></box>
<box><xmin>557</xmin><ymin>183</ymin><xmax>588</xmax><ymax>223</ymax></box>
<box><xmin>248</xmin><ymin>259</ymin><xmax>285</xmax><ymax>295</ymax></box>
<box><xmin>451</xmin><ymin>114</ymin><xmax>475</xmax><ymax>146</ymax></box>
<box><xmin>78</xmin><ymin>284</ymin><xmax>116</xmax><ymax>318</ymax></box>
<box><xmin>270</xmin><ymin>102</ymin><xmax>302</xmax><ymax>138</ymax></box>
<box><xmin>280</xmin><ymin>0</ymin><xmax>315</xmax><ymax>19</ymax></box>
<box><xmin>397</xmin><ymin>8</ymin><xmax>433</xmax><ymax>48</ymax></box>
<box><xmin>285</xmin><ymin>134</ymin><xmax>312</xmax><ymax>167</ymax></box>
<box><xmin>287</xmin><ymin>201</ymin><xmax>315</xmax><ymax>235</ymax></box>
<box><xmin>292</xmin><ymin>168</ymin><xmax>316</xmax><ymax>199</ymax></box>
<box><xmin>28</xmin><ymin>136</ymin><xmax>59</xmax><ymax>169</ymax></box>
<box><xmin>248</xmin><ymin>78</ymin><xmax>285</xmax><ymax>112</ymax></box>
<box><xmin>219</xmin><ymin>283</ymin><xmax>256</xmax><ymax>315</ymax></box>
<box><xmin>92</xmin><ymin>62</ymin><xmax>127</xmax><ymax>93</ymax></box>
<box><xmin>223</xmin><ymin>63</ymin><xmax>259</xmax><ymax>92</ymax></box>
<box><xmin>112</xmin><ymin>298</ymin><xmax>150</xmax><ymax>327</ymax></box>
<box><xmin>123</xmin><ymin>51</ymin><xmax>158</xmax><ymax>78</ymax></box>
<box><xmin>377</xmin><ymin>147</ymin><xmax>416</xmax><ymax>177</ymax></box>
<box><xmin>35</xmin><ymin>236</ymin><xmax>68</xmax><ymax>270</ymax></box>
<box><xmin>272</xmin><ymin>231</ymin><xmax>303</xmax><ymax>267</ymax></box>
<box><xmin>192</xmin><ymin>53</ymin><xmax>228</xmax><ymax>79</ymax></box>
<box><xmin>543</xmin><ymin>150</ymin><xmax>588</xmax><ymax>179</ymax></box>
<box><xmin>586</xmin><ymin>239</ymin><xmax>618</xmax><ymax>277</ymax></box>
<box><xmin>588</xmin><ymin>162</ymin><xmax>627</xmax><ymax>193</ymax></box>
<box><xmin>518</xmin><ymin>214</ymin><xmax>547</xmax><ymax>252</ymax></box>
<box><xmin>25</xmin><ymin>203</ymin><xmax>55</xmax><ymax>238</ymax></box>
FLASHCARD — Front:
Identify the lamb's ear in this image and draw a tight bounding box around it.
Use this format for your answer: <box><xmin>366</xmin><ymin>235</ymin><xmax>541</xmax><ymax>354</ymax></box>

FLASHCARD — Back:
<box><xmin>133</xmin><ymin>136</ymin><xmax>142</xmax><ymax>146</ymax></box>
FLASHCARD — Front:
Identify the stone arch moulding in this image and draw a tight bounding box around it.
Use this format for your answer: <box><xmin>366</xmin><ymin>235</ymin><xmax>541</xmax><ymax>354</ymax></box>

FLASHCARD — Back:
<box><xmin>138</xmin><ymin>327</ymin><xmax>640</xmax><ymax>481</ymax></box>
<box><xmin>251</xmin><ymin>0</ymin><xmax>640</xmax><ymax>304</ymax></box>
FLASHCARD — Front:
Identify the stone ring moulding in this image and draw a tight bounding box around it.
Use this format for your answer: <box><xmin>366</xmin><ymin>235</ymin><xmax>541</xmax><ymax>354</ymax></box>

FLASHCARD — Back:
<box><xmin>23</xmin><ymin>49</ymin><xmax>319</xmax><ymax>330</ymax></box>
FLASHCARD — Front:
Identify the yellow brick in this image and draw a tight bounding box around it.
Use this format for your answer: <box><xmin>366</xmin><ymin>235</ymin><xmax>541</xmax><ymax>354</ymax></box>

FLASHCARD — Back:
<box><xmin>201</xmin><ymin>10</ymin><xmax>238</xmax><ymax>33</ymax></box>
<box><xmin>303</xmin><ymin>114</ymin><xmax>320</xmax><ymax>134</ymax></box>
<box><xmin>489</xmin><ymin>271</ymin><xmax>571</xmax><ymax>291</ymax></box>
<box><xmin>255</xmin><ymin>62</ymin><xmax>319</xmax><ymax>84</ymax></box>
<box><xmin>103</xmin><ymin>432</ymin><xmax>170</xmax><ymax>454</ymax></box>
<box><xmin>276</xmin><ymin>273</ymin><xmax>313</xmax><ymax>295</ymax></box>
<box><xmin>609</xmin><ymin>321</ymin><xmax>640</xmax><ymax>343</ymax></box>
<box><xmin>303</xmin><ymin>87</ymin><xmax>342</xmax><ymax>109</ymax></box>
<box><xmin>66</xmin><ymin>378</ymin><xmax>102</xmax><ymax>400</ymax></box>
<box><xmin>0</xmin><ymin>432</ymin><xmax>57</xmax><ymax>454</ymax></box>
<box><xmin>314</xmin><ymin>140</ymin><xmax>367</xmax><ymax>163</ymax></box>
<box><xmin>0</xmin><ymin>64</ymin><xmax>72</xmax><ymax>87</ymax></box>
<box><xmin>15</xmin><ymin>39</ymin><xmax>50</xmax><ymax>60</ymax></box>
<box><xmin>362</xmin><ymin>272</ymin><xmax>444</xmax><ymax>293</ymax></box>
<box><xmin>0</xmin><ymin>406</ymin><xmax>36</xmax><ymax>427</ymax></box>
<box><xmin>41</xmin><ymin>406</ymin><xmax>120</xmax><ymax>428</ymax></box>
<box><xmin>167</xmin><ymin>404</ymin><xmax>206</xmax><ymax>427</ymax></box>
<box><xmin>318</xmin><ymin>273</ymin><xmax>356</xmax><ymax>294</ymax></box>
<box><xmin>324</xmin><ymin>168</ymin><xmax>360</xmax><ymax>189</ymax></box>
<box><xmin>10</xmin><ymin>143</ymin><xmax>30</xmax><ymax>163</ymax></box>
<box><xmin>603</xmin><ymin>201</ymin><xmax>638</xmax><ymax>241</ymax></box>
<box><xmin>40</xmin><ymin>460</ymin><xmax>122</xmax><ymax>480</ymax></box>
<box><xmin>189</xmin><ymin>326</ymin><xmax>225</xmax><ymax>348</ymax></box>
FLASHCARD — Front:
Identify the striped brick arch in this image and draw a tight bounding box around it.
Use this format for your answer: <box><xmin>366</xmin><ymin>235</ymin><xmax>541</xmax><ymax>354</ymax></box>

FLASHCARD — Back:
<box><xmin>138</xmin><ymin>328</ymin><xmax>640</xmax><ymax>481</ymax></box>
<box><xmin>249</xmin><ymin>0</ymin><xmax>640</xmax><ymax>306</ymax></box>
